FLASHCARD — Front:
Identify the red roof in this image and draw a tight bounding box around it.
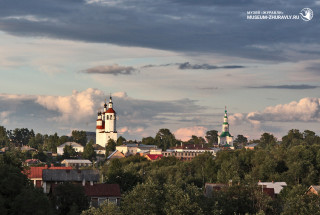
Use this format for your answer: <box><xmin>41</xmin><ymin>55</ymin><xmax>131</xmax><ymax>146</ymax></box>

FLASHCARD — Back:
<box><xmin>105</xmin><ymin>108</ymin><xmax>115</xmax><ymax>113</ymax></box>
<box><xmin>24</xmin><ymin>159</ymin><xmax>40</xmax><ymax>164</ymax></box>
<box><xmin>145</xmin><ymin>154</ymin><xmax>163</xmax><ymax>160</ymax></box>
<box><xmin>24</xmin><ymin>166</ymin><xmax>72</xmax><ymax>179</ymax></box>
<box><xmin>84</xmin><ymin>184</ymin><xmax>121</xmax><ymax>197</ymax></box>
<box><xmin>96</xmin><ymin>125</ymin><xmax>104</xmax><ymax>129</ymax></box>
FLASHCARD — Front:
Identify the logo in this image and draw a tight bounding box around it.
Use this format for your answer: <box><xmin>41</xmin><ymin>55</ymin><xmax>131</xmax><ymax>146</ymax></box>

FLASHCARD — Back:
<box><xmin>300</xmin><ymin>8</ymin><xmax>313</xmax><ymax>21</ymax></box>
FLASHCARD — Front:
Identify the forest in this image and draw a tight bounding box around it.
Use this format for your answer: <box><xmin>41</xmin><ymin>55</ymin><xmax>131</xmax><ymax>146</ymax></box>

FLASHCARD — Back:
<box><xmin>1</xmin><ymin>126</ymin><xmax>320</xmax><ymax>214</ymax></box>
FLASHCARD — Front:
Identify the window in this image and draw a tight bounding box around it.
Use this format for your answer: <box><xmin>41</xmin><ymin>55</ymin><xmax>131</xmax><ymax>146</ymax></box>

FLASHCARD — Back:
<box><xmin>110</xmin><ymin>115</ymin><xmax>112</xmax><ymax>120</ymax></box>
<box><xmin>107</xmin><ymin>115</ymin><xmax>109</xmax><ymax>120</ymax></box>
<box><xmin>108</xmin><ymin>198</ymin><xmax>117</xmax><ymax>204</ymax></box>
<box><xmin>98</xmin><ymin>198</ymin><xmax>107</xmax><ymax>206</ymax></box>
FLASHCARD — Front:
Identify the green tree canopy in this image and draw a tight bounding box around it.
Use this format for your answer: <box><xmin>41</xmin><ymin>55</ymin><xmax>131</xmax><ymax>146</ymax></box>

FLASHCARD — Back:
<box><xmin>205</xmin><ymin>130</ymin><xmax>218</xmax><ymax>146</ymax></box>
<box><xmin>52</xmin><ymin>183</ymin><xmax>89</xmax><ymax>215</ymax></box>
<box><xmin>63</xmin><ymin>145</ymin><xmax>77</xmax><ymax>159</ymax></box>
<box><xmin>72</xmin><ymin>130</ymin><xmax>87</xmax><ymax>146</ymax></box>
<box><xmin>142</xmin><ymin>136</ymin><xmax>156</xmax><ymax>145</ymax></box>
<box><xmin>155</xmin><ymin>128</ymin><xmax>177</xmax><ymax>150</ymax></box>
<box><xmin>83</xmin><ymin>140</ymin><xmax>96</xmax><ymax>161</ymax></box>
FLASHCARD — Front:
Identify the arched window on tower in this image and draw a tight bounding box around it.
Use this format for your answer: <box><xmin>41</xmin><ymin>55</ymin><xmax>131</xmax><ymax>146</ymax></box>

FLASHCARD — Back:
<box><xmin>110</xmin><ymin>115</ymin><xmax>112</xmax><ymax>120</ymax></box>
<box><xmin>107</xmin><ymin>115</ymin><xmax>109</xmax><ymax>120</ymax></box>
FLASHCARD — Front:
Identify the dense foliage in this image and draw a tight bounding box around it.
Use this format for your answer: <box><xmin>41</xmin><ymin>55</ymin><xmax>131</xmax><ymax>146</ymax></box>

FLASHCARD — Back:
<box><xmin>2</xmin><ymin>125</ymin><xmax>320</xmax><ymax>214</ymax></box>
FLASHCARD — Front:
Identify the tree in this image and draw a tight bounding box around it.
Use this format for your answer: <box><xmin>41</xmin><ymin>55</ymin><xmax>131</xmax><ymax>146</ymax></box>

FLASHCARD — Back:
<box><xmin>81</xmin><ymin>202</ymin><xmax>123</xmax><ymax>215</ymax></box>
<box><xmin>282</xmin><ymin>185</ymin><xmax>320</xmax><ymax>215</ymax></box>
<box><xmin>259</xmin><ymin>133</ymin><xmax>277</xmax><ymax>148</ymax></box>
<box><xmin>155</xmin><ymin>128</ymin><xmax>177</xmax><ymax>150</ymax></box>
<box><xmin>117</xmin><ymin>136</ymin><xmax>126</xmax><ymax>146</ymax></box>
<box><xmin>52</xmin><ymin>183</ymin><xmax>89</xmax><ymax>215</ymax></box>
<box><xmin>59</xmin><ymin>135</ymin><xmax>70</xmax><ymax>146</ymax></box>
<box><xmin>142</xmin><ymin>136</ymin><xmax>156</xmax><ymax>145</ymax></box>
<box><xmin>164</xmin><ymin>183</ymin><xmax>203</xmax><ymax>215</ymax></box>
<box><xmin>205</xmin><ymin>130</ymin><xmax>218</xmax><ymax>146</ymax></box>
<box><xmin>0</xmin><ymin>162</ymin><xmax>53</xmax><ymax>215</ymax></box>
<box><xmin>234</xmin><ymin>134</ymin><xmax>248</xmax><ymax>145</ymax></box>
<box><xmin>187</xmin><ymin>135</ymin><xmax>206</xmax><ymax>145</ymax></box>
<box><xmin>83</xmin><ymin>140</ymin><xmax>96</xmax><ymax>161</ymax></box>
<box><xmin>121</xmin><ymin>180</ymin><xmax>164</xmax><ymax>215</ymax></box>
<box><xmin>0</xmin><ymin>126</ymin><xmax>9</xmax><ymax>147</ymax></box>
<box><xmin>72</xmin><ymin>130</ymin><xmax>87</xmax><ymax>146</ymax></box>
<box><xmin>63</xmin><ymin>145</ymin><xmax>77</xmax><ymax>159</ymax></box>
<box><xmin>105</xmin><ymin>139</ymin><xmax>116</xmax><ymax>156</ymax></box>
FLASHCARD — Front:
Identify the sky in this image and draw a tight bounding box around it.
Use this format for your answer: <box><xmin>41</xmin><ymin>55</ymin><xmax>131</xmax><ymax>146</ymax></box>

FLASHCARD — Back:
<box><xmin>1</xmin><ymin>0</ymin><xmax>320</xmax><ymax>141</ymax></box>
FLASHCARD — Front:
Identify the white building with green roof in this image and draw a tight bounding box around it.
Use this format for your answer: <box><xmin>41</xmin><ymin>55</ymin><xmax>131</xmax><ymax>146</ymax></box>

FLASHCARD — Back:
<box><xmin>218</xmin><ymin>107</ymin><xmax>233</xmax><ymax>146</ymax></box>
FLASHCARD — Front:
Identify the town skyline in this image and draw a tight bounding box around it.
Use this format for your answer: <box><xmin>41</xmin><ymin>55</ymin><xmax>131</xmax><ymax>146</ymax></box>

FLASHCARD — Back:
<box><xmin>1</xmin><ymin>0</ymin><xmax>320</xmax><ymax>141</ymax></box>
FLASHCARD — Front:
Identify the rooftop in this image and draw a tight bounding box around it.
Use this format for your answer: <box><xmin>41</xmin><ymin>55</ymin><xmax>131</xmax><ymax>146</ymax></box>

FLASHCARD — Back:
<box><xmin>43</xmin><ymin>169</ymin><xmax>99</xmax><ymax>182</ymax></box>
<box><xmin>57</xmin><ymin>142</ymin><xmax>83</xmax><ymax>148</ymax></box>
<box><xmin>61</xmin><ymin>159</ymin><xmax>92</xmax><ymax>164</ymax></box>
<box><xmin>84</xmin><ymin>184</ymin><xmax>121</xmax><ymax>197</ymax></box>
<box><xmin>24</xmin><ymin>165</ymin><xmax>73</xmax><ymax>179</ymax></box>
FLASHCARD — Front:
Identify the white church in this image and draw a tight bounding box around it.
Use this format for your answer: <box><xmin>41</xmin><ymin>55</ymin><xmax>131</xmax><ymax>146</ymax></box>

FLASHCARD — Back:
<box><xmin>96</xmin><ymin>96</ymin><xmax>118</xmax><ymax>147</ymax></box>
<box><xmin>218</xmin><ymin>107</ymin><xmax>234</xmax><ymax>146</ymax></box>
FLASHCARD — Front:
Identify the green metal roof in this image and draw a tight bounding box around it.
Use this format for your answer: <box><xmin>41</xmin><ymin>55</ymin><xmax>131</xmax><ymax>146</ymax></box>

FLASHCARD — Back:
<box><xmin>220</xmin><ymin>131</ymin><xmax>232</xmax><ymax>137</ymax></box>
<box><xmin>223</xmin><ymin>122</ymin><xmax>228</xmax><ymax>125</ymax></box>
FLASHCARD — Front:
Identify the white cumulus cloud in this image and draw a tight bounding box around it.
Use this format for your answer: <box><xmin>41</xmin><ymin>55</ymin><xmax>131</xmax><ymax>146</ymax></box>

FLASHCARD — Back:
<box><xmin>36</xmin><ymin>88</ymin><xmax>104</xmax><ymax>122</ymax></box>
<box><xmin>247</xmin><ymin>97</ymin><xmax>320</xmax><ymax>122</ymax></box>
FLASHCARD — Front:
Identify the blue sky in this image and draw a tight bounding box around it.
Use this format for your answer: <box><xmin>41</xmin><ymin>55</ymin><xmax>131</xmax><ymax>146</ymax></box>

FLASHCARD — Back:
<box><xmin>1</xmin><ymin>0</ymin><xmax>320</xmax><ymax>141</ymax></box>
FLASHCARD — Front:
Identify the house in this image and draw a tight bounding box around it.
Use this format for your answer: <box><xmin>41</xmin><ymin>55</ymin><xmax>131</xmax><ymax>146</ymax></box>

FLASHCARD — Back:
<box><xmin>57</xmin><ymin>142</ymin><xmax>84</xmax><ymax>155</ymax></box>
<box><xmin>145</xmin><ymin>154</ymin><xmax>163</xmax><ymax>161</ymax></box>
<box><xmin>42</xmin><ymin>169</ymin><xmax>99</xmax><ymax>193</ymax></box>
<box><xmin>204</xmin><ymin>183</ymin><xmax>227</xmax><ymax>197</ymax></box>
<box><xmin>24</xmin><ymin>165</ymin><xmax>72</xmax><ymax>188</ymax></box>
<box><xmin>84</xmin><ymin>184</ymin><xmax>121</xmax><ymax>207</ymax></box>
<box><xmin>258</xmin><ymin>181</ymin><xmax>287</xmax><ymax>195</ymax></box>
<box><xmin>116</xmin><ymin>143</ymin><xmax>157</xmax><ymax>156</ymax></box>
<box><xmin>50</xmin><ymin>183</ymin><xmax>121</xmax><ymax>207</ymax></box>
<box><xmin>20</xmin><ymin>145</ymin><xmax>37</xmax><ymax>152</ymax></box>
<box><xmin>61</xmin><ymin>159</ymin><xmax>92</xmax><ymax>167</ymax></box>
<box><xmin>306</xmin><ymin>185</ymin><xmax>320</xmax><ymax>195</ymax></box>
<box><xmin>93</xmin><ymin>144</ymin><xmax>106</xmax><ymax>155</ymax></box>
<box><xmin>162</xmin><ymin>144</ymin><xmax>220</xmax><ymax>161</ymax></box>
<box><xmin>244</xmin><ymin>143</ymin><xmax>258</xmax><ymax>150</ymax></box>
<box><xmin>24</xmin><ymin>159</ymin><xmax>41</xmax><ymax>166</ymax></box>
<box><xmin>107</xmin><ymin>150</ymin><xmax>125</xmax><ymax>160</ymax></box>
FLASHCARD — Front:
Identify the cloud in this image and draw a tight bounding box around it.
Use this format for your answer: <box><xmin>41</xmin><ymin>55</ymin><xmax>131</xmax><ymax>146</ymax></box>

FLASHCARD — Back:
<box><xmin>0</xmin><ymin>111</ymin><xmax>12</xmax><ymax>124</ymax></box>
<box><xmin>0</xmin><ymin>0</ymin><xmax>318</xmax><ymax>61</ymax></box>
<box><xmin>179</xmin><ymin>62</ymin><xmax>245</xmax><ymax>70</ymax></box>
<box><xmin>84</xmin><ymin>64</ymin><xmax>137</xmax><ymax>75</ymax></box>
<box><xmin>230</xmin><ymin>97</ymin><xmax>320</xmax><ymax>129</ymax></box>
<box><xmin>249</xmin><ymin>84</ymin><xmax>318</xmax><ymax>90</ymax></box>
<box><xmin>247</xmin><ymin>97</ymin><xmax>320</xmax><ymax>123</ymax></box>
<box><xmin>36</xmin><ymin>88</ymin><xmax>104</xmax><ymax>122</ymax></box>
<box><xmin>141</xmin><ymin>63</ymin><xmax>176</xmax><ymax>68</ymax></box>
<box><xmin>141</xmin><ymin>62</ymin><xmax>244</xmax><ymax>70</ymax></box>
<box><xmin>174</xmin><ymin>126</ymin><xmax>207</xmax><ymax>141</ymax></box>
<box><xmin>0</xmin><ymin>88</ymin><xmax>207</xmax><ymax>140</ymax></box>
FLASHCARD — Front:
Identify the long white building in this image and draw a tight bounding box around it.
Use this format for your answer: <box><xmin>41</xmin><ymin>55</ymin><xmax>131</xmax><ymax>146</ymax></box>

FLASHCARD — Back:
<box><xmin>96</xmin><ymin>96</ymin><xmax>118</xmax><ymax>147</ymax></box>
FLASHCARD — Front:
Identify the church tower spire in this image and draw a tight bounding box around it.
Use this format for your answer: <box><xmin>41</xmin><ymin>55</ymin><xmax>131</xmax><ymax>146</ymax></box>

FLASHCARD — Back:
<box><xmin>96</xmin><ymin>95</ymin><xmax>118</xmax><ymax>148</ymax></box>
<box><xmin>218</xmin><ymin>106</ymin><xmax>233</xmax><ymax>147</ymax></box>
